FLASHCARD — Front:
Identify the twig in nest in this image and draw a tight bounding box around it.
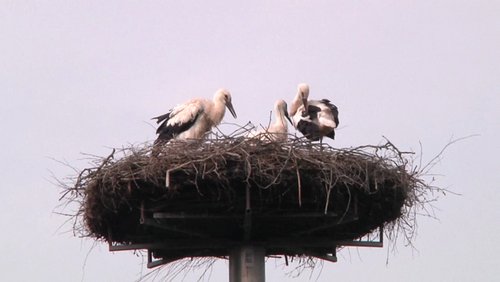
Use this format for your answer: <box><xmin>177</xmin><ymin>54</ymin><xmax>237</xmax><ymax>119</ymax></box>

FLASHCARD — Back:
<box><xmin>296</xmin><ymin>164</ymin><xmax>302</xmax><ymax>207</ymax></box>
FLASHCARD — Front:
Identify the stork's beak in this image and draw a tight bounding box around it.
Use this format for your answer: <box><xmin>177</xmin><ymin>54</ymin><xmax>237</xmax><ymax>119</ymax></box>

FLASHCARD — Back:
<box><xmin>226</xmin><ymin>101</ymin><xmax>237</xmax><ymax>118</ymax></box>
<box><xmin>301</xmin><ymin>95</ymin><xmax>308</xmax><ymax>117</ymax></box>
<box><xmin>301</xmin><ymin>94</ymin><xmax>308</xmax><ymax>109</ymax></box>
<box><xmin>284</xmin><ymin>110</ymin><xmax>293</xmax><ymax>125</ymax></box>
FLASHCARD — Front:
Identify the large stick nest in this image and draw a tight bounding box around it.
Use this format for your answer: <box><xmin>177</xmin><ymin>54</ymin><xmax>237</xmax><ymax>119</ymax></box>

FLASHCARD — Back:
<box><xmin>60</xmin><ymin>129</ymin><xmax>440</xmax><ymax>264</ymax></box>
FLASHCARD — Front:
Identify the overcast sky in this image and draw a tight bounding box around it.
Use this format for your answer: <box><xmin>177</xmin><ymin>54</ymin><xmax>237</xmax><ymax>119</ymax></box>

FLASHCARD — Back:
<box><xmin>1</xmin><ymin>1</ymin><xmax>499</xmax><ymax>281</ymax></box>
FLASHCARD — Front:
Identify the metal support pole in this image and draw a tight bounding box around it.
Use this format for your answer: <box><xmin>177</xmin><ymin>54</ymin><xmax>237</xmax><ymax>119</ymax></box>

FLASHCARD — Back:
<box><xmin>229</xmin><ymin>246</ymin><xmax>265</xmax><ymax>282</ymax></box>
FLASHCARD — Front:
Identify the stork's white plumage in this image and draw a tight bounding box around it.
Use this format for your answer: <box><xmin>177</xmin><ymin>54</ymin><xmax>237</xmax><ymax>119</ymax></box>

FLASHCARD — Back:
<box><xmin>153</xmin><ymin>88</ymin><xmax>237</xmax><ymax>144</ymax></box>
<box><xmin>248</xmin><ymin>99</ymin><xmax>292</xmax><ymax>142</ymax></box>
<box><xmin>289</xmin><ymin>83</ymin><xmax>339</xmax><ymax>142</ymax></box>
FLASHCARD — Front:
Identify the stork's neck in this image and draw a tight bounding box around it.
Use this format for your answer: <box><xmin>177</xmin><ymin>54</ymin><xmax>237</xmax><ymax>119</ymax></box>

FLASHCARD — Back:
<box><xmin>274</xmin><ymin>110</ymin><xmax>285</xmax><ymax>128</ymax></box>
<box><xmin>209</xmin><ymin>99</ymin><xmax>226</xmax><ymax>126</ymax></box>
<box><xmin>289</xmin><ymin>93</ymin><xmax>302</xmax><ymax>116</ymax></box>
<box><xmin>276</xmin><ymin>112</ymin><xmax>290</xmax><ymax>134</ymax></box>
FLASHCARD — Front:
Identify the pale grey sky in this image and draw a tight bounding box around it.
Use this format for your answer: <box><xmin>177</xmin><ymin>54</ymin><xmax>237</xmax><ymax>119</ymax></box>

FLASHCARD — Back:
<box><xmin>1</xmin><ymin>1</ymin><xmax>499</xmax><ymax>281</ymax></box>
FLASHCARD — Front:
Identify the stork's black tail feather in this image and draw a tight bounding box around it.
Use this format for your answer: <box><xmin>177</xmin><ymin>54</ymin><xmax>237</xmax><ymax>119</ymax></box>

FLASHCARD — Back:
<box><xmin>152</xmin><ymin>112</ymin><xmax>171</xmax><ymax>124</ymax></box>
<box><xmin>152</xmin><ymin>112</ymin><xmax>175</xmax><ymax>145</ymax></box>
<box><xmin>326</xmin><ymin>129</ymin><xmax>335</xmax><ymax>140</ymax></box>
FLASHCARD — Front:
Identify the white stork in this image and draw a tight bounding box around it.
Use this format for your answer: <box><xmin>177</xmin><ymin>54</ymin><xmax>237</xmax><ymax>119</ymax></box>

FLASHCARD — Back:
<box><xmin>152</xmin><ymin>88</ymin><xmax>237</xmax><ymax>144</ymax></box>
<box><xmin>248</xmin><ymin>99</ymin><xmax>292</xmax><ymax>142</ymax></box>
<box><xmin>289</xmin><ymin>83</ymin><xmax>339</xmax><ymax>142</ymax></box>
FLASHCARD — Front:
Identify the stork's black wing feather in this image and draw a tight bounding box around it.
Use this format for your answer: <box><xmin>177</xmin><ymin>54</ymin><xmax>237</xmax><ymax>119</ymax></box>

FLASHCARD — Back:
<box><xmin>306</xmin><ymin>105</ymin><xmax>321</xmax><ymax>116</ymax></box>
<box><xmin>320</xmin><ymin>99</ymin><xmax>339</xmax><ymax>126</ymax></box>
<box><xmin>154</xmin><ymin>113</ymin><xmax>201</xmax><ymax>143</ymax></box>
<box><xmin>153</xmin><ymin>99</ymin><xmax>206</xmax><ymax>145</ymax></box>
<box><xmin>297</xmin><ymin>119</ymin><xmax>321</xmax><ymax>141</ymax></box>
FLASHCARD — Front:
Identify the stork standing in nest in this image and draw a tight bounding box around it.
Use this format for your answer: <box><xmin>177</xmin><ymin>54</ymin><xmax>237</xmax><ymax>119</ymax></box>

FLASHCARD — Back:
<box><xmin>153</xmin><ymin>88</ymin><xmax>237</xmax><ymax>145</ymax></box>
<box><xmin>289</xmin><ymin>83</ymin><xmax>339</xmax><ymax>144</ymax></box>
<box><xmin>248</xmin><ymin>99</ymin><xmax>293</xmax><ymax>142</ymax></box>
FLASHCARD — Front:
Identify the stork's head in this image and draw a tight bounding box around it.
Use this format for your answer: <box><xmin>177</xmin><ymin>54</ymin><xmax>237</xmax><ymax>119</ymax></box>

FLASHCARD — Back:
<box><xmin>276</xmin><ymin>99</ymin><xmax>293</xmax><ymax>125</ymax></box>
<box><xmin>297</xmin><ymin>83</ymin><xmax>309</xmax><ymax>101</ymax></box>
<box><xmin>215</xmin><ymin>88</ymin><xmax>237</xmax><ymax>118</ymax></box>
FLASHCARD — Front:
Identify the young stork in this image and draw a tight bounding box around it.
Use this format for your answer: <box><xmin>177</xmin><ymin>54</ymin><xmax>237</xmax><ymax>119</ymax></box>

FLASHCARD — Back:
<box><xmin>289</xmin><ymin>83</ymin><xmax>339</xmax><ymax>143</ymax></box>
<box><xmin>248</xmin><ymin>99</ymin><xmax>292</xmax><ymax>142</ymax></box>
<box><xmin>153</xmin><ymin>88</ymin><xmax>237</xmax><ymax>144</ymax></box>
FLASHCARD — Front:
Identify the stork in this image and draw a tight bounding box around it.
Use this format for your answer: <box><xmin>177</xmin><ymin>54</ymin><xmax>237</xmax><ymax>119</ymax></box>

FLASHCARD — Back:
<box><xmin>152</xmin><ymin>88</ymin><xmax>237</xmax><ymax>144</ymax></box>
<box><xmin>289</xmin><ymin>83</ymin><xmax>339</xmax><ymax>143</ymax></box>
<box><xmin>248</xmin><ymin>99</ymin><xmax>292</xmax><ymax>142</ymax></box>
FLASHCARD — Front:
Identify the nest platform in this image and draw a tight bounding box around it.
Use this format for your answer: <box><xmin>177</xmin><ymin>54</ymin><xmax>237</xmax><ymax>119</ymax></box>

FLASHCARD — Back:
<box><xmin>68</xmin><ymin>136</ymin><xmax>420</xmax><ymax>268</ymax></box>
